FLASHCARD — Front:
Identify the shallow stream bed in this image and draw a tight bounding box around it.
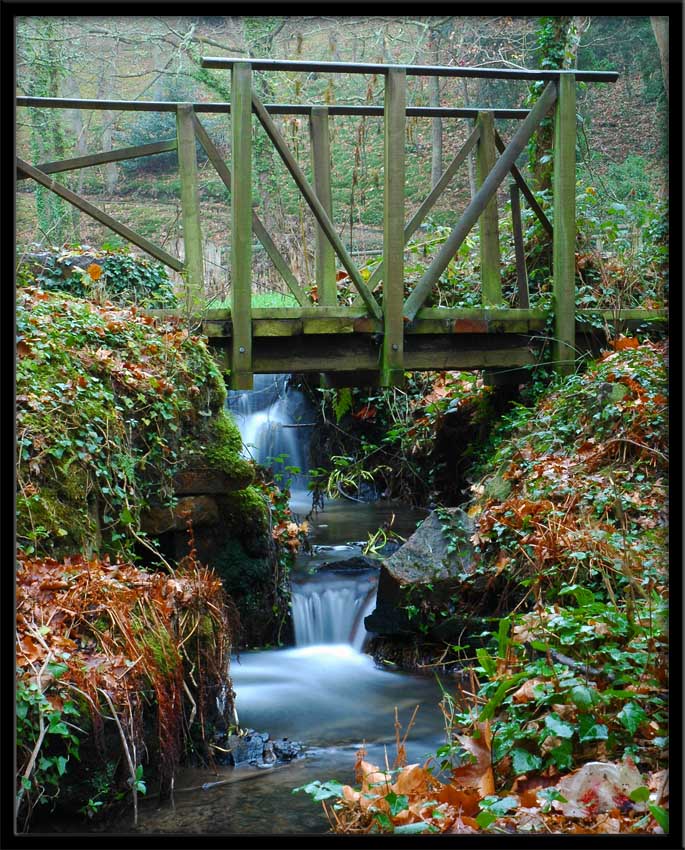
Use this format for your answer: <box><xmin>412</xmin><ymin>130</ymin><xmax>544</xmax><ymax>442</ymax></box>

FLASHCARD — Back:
<box><xmin>81</xmin><ymin>499</ymin><xmax>452</xmax><ymax>836</ymax></box>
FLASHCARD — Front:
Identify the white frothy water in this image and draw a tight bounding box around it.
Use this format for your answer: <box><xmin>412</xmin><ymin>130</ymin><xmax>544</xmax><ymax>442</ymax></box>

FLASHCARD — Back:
<box><xmin>291</xmin><ymin>573</ymin><xmax>379</xmax><ymax>651</ymax></box>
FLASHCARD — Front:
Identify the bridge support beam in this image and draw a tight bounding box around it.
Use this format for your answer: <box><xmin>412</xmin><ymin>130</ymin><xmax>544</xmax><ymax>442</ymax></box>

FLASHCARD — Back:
<box><xmin>231</xmin><ymin>62</ymin><xmax>254</xmax><ymax>389</ymax></box>
<box><xmin>310</xmin><ymin>107</ymin><xmax>337</xmax><ymax>306</ymax></box>
<box><xmin>176</xmin><ymin>104</ymin><xmax>205</xmax><ymax>315</ymax></box>
<box><xmin>380</xmin><ymin>67</ymin><xmax>406</xmax><ymax>387</ymax></box>
<box><xmin>476</xmin><ymin>111</ymin><xmax>502</xmax><ymax>306</ymax></box>
<box><xmin>552</xmin><ymin>74</ymin><xmax>576</xmax><ymax>374</ymax></box>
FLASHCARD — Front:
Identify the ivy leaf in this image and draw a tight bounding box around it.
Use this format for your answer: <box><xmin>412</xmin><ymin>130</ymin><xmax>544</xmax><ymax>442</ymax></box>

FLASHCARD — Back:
<box><xmin>648</xmin><ymin>804</ymin><xmax>669</xmax><ymax>832</ymax></box>
<box><xmin>384</xmin><ymin>791</ymin><xmax>409</xmax><ymax>817</ymax></box>
<box><xmin>511</xmin><ymin>748</ymin><xmax>542</xmax><ymax>774</ymax></box>
<box><xmin>577</xmin><ymin>714</ymin><xmax>608</xmax><ymax>742</ymax></box>
<box><xmin>293</xmin><ymin>780</ymin><xmax>344</xmax><ymax>801</ymax></box>
<box><xmin>569</xmin><ymin>684</ymin><xmax>596</xmax><ymax>710</ymax></box>
<box><xmin>544</xmin><ymin>712</ymin><xmax>575</xmax><ymax>739</ymax></box>
<box><xmin>374</xmin><ymin>811</ymin><xmax>393</xmax><ymax>831</ymax></box>
<box><xmin>629</xmin><ymin>786</ymin><xmax>650</xmax><ymax>803</ymax></box>
<box><xmin>617</xmin><ymin>701</ymin><xmax>648</xmax><ymax>736</ymax></box>
<box><xmin>393</xmin><ymin>822</ymin><xmax>439</xmax><ymax>834</ymax></box>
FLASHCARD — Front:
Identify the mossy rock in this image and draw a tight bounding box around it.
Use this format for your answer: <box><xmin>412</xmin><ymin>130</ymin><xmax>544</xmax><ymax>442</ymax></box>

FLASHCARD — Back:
<box><xmin>220</xmin><ymin>485</ymin><xmax>270</xmax><ymax>556</ymax></box>
<box><xmin>16</xmin><ymin>481</ymin><xmax>96</xmax><ymax>559</ymax></box>
<box><xmin>181</xmin><ymin>409</ymin><xmax>254</xmax><ymax>490</ymax></box>
<box><xmin>212</xmin><ymin>538</ymin><xmax>276</xmax><ymax>646</ymax></box>
<box><xmin>482</xmin><ymin>472</ymin><xmax>512</xmax><ymax>502</ymax></box>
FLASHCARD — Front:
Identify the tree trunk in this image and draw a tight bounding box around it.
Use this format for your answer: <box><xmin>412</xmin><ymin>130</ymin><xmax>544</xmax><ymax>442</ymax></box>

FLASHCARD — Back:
<box><xmin>650</xmin><ymin>16</ymin><xmax>669</xmax><ymax>101</ymax></box>
<box><xmin>97</xmin><ymin>50</ymin><xmax>119</xmax><ymax>195</ymax></box>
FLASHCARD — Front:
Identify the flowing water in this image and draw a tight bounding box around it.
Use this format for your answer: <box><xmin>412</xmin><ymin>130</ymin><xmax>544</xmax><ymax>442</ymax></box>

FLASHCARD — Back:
<box><xmin>70</xmin><ymin>376</ymin><xmax>450</xmax><ymax>836</ymax></box>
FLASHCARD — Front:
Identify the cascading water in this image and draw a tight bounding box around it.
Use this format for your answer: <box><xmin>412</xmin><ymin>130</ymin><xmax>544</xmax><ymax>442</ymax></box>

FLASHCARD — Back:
<box><xmin>227</xmin><ymin>373</ymin><xmax>312</xmax><ymax>493</ymax></box>
<box><xmin>291</xmin><ymin>569</ymin><xmax>378</xmax><ymax>650</ymax></box>
<box><xmin>227</xmin><ymin>374</ymin><xmax>379</xmax><ymax>650</ymax></box>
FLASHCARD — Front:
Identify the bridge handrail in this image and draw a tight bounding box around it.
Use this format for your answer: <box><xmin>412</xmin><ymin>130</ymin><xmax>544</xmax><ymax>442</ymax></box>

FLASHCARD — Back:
<box><xmin>17</xmin><ymin>96</ymin><xmax>531</xmax><ymax>119</ymax></box>
<box><xmin>201</xmin><ymin>56</ymin><xmax>619</xmax><ymax>83</ymax></box>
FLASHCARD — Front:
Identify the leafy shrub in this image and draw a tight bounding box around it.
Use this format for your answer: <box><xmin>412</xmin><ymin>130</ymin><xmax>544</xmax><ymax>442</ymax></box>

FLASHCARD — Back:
<box><xmin>17</xmin><ymin>246</ymin><xmax>178</xmax><ymax>308</ymax></box>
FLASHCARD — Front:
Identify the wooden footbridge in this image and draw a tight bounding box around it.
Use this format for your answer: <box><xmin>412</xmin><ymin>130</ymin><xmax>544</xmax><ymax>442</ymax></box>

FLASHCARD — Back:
<box><xmin>17</xmin><ymin>58</ymin><xmax>665</xmax><ymax>389</ymax></box>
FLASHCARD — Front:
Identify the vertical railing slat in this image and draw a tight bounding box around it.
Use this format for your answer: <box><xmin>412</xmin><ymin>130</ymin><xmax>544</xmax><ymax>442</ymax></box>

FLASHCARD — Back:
<box><xmin>176</xmin><ymin>104</ymin><xmax>205</xmax><ymax>315</ymax></box>
<box><xmin>231</xmin><ymin>62</ymin><xmax>253</xmax><ymax>389</ymax></box>
<box><xmin>509</xmin><ymin>182</ymin><xmax>529</xmax><ymax>308</ymax></box>
<box><xmin>381</xmin><ymin>67</ymin><xmax>406</xmax><ymax>387</ymax></box>
<box><xmin>476</xmin><ymin>111</ymin><xmax>502</xmax><ymax>306</ymax></box>
<box><xmin>552</xmin><ymin>75</ymin><xmax>576</xmax><ymax>373</ymax></box>
<box><xmin>310</xmin><ymin>106</ymin><xmax>336</xmax><ymax>306</ymax></box>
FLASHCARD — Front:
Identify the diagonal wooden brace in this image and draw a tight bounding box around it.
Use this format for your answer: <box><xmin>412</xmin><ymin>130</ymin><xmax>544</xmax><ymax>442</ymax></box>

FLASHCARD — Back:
<box><xmin>402</xmin><ymin>81</ymin><xmax>558</xmax><ymax>322</ymax></box>
<box><xmin>251</xmin><ymin>91</ymin><xmax>382</xmax><ymax>320</ymax></box>
<box><xmin>16</xmin><ymin>157</ymin><xmax>184</xmax><ymax>271</ymax></box>
<box><xmin>494</xmin><ymin>129</ymin><xmax>553</xmax><ymax>237</ymax></box>
<box><xmin>191</xmin><ymin>113</ymin><xmax>309</xmax><ymax>307</ymax></box>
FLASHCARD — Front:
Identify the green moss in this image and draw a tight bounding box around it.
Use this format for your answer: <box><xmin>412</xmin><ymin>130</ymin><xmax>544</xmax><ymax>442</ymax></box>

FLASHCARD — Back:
<box><xmin>131</xmin><ymin>614</ymin><xmax>181</xmax><ymax>677</ymax></box>
<box><xmin>222</xmin><ymin>485</ymin><xmax>269</xmax><ymax>539</ymax></box>
<box><xmin>203</xmin><ymin>410</ymin><xmax>255</xmax><ymax>486</ymax></box>
<box><xmin>16</xmin><ymin>485</ymin><xmax>94</xmax><ymax>558</ymax></box>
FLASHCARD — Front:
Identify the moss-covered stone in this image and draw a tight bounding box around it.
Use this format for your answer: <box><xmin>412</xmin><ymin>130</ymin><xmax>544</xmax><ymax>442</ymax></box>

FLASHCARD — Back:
<box><xmin>220</xmin><ymin>485</ymin><xmax>270</xmax><ymax>556</ymax></box>
<box><xmin>212</xmin><ymin>538</ymin><xmax>275</xmax><ymax>647</ymax></box>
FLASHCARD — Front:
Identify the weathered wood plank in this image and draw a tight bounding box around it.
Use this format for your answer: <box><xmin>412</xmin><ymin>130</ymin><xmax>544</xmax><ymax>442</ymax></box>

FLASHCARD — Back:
<box><xmin>17</xmin><ymin>96</ymin><xmax>533</xmax><ymax>119</ymax></box>
<box><xmin>16</xmin><ymin>139</ymin><xmax>178</xmax><ymax>180</ymax></box>
<box><xmin>16</xmin><ymin>158</ymin><xmax>184</xmax><ymax>271</ymax></box>
<box><xmin>251</xmin><ymin>306</ymin><xmax>365</xmax><ymax>319</ymax></box>
<box><xmin>230</xmin><ymin>62</ymin><xmax>253</xmax><ymax>389</ymax></box>
<box><xmin>494</xmin><ymin>130</ymin><xmax>553</xmax><ymax>237</ymax></box>
<box><xmin>510</xmin><ymin>183</ymin><xmax>529</xmax><ymax>308</ymax></box>
<box><xmin>402</xmin><ymin>82</ymin><xmax>558</xmax><ymax>322</ymax></box>
<box><xmin>552</xmin><ymin>75</ymin><xmax>576</xmax><ymax>374</ymax></box>
<box><xmin>477</xmin><ymin>111</ymin><xmax>502</xmax><ymax>306</ymax></box>
<box><xmin>575</xmin><ymin>308</ymin><xmax>667</xmax><ymax>322</ymax></box>
<box><xmin>201</xmin><ymin>56</ymin><xmax>619</xmax><ymax>83</ymax></box>
<box><xmin>191</xmin><ymin>114</ymin><xmax>309</xmax><ymax>307</ymax></box>
<box><xmin>416</xmin><ymin>307</ymin><xmax>548</xmax><ymax>320</ymax></box>
<box><xmin>176</xmin><ymin>105</ymin><xmax>205</xmax><ymax>313</ymax></box>
<box><xmin>381</xmin><ymin>67</ymin><xmax>406</xmax><ymax>387</ymax></box>
<box><xmin>251</xmin><ymin>92</ymin><xmax>382</xmax><ymax>320</ymax></box>
<box><xmin>309</xmin><ymin>107</ymin><xmax>337</xmax><ymax>306</ymax></box>
<box><xmin>238</xmin><ymin>339</ymin><xmax>536</xmax><ymax>373</ymax></box>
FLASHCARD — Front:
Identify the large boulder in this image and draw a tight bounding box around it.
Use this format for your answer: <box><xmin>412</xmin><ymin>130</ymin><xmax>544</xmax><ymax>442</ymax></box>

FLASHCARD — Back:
<box><xmin>364</xmin><ymin>508</ymin><xmax>477</xmax><ymax>640</ymax></box>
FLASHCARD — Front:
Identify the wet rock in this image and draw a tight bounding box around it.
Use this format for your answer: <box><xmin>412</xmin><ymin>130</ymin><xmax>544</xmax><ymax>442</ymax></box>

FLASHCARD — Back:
<box><xmin>213</xmin><ymin>729</ymin><xmax>304</xmax><ymax>767</ymax></box>
<box><xmin>364</xmin><ymin>508</ymin><xmax>476</xmax><ymax>638</ymax></box>
<box><xmin>173</xmin><ymin>467</ymin><xmax>254</xmax><ymax>495</ymax></box>
<box><xmin>317</xmin><ymin>555</ymin><xmax>380</xmax><ymax>573</ymax></box>
<box><xmin>273</xmin><ymin>738</ymin><xmax>304</xmax><ymax>762</ymax></box>
<box><xmin>140</xmin><ymin>496</ymin><xmax>219</xmax><ymax>535</ymax></box>
<box><xmin>223</xmin><ymin>730</ymin><xmax>269</xmax><ymax>766</ymax></box>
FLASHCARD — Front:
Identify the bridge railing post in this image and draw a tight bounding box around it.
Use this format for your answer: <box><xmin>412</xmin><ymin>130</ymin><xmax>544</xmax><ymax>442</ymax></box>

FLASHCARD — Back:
<box><xmin>231</xmin><ymin>62</ymin><xmax>254</xmax><ymax>390</ymax></box>
<box><xmin>380</xmin><ymin>67</ymin><xmax>406</xmax><ymax>387</ymax></box>
<box><xmin>552</xmin><ymin>74</ymin><xmax>576</xmax><ymax>374</ymax></box>
<box><xmin>176</xmin><ymin>104</ymin><xmax>205</xmax><ymax>315</ymax></box>
<box><xmin>476</xmin><ymin>111</ymin><xmax>502</xmax><ymax>306</ymax></box>
<box><xmin>309</xmin><ymin>106</ymin><xmax>337</xmax><ymax>306</ymax></box>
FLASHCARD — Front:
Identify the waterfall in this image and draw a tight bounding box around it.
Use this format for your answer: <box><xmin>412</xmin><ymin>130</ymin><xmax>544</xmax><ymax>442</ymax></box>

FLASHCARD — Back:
<box><xmin>291</xmin><ymin>570</ymin><xmax>379</xmax><ymax>651</ymax></box>
<box><xmin>227</xmin><ymin>374</ymin><xmax>313</xmax><ymax>492</ymax></box>
<box><xmin>227</xmin><ymin>373</ymin><xmax>378</xmax><ymax>652</ymax></box>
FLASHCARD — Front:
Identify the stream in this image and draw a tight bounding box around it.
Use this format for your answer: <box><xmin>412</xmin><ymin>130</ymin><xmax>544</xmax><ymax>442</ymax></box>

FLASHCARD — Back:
<box><xmin>81</xmin><ymin>376</ymin><xmax>451</xmax><ymax>835</ymax></box>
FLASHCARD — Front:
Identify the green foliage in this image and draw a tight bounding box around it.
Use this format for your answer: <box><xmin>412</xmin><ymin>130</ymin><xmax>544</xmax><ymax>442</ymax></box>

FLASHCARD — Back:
<box><xmin>18</xmin><ymin>247</ymin><xmax>178</xmax><ymax>309</ymax></box>
<box><xmin>16</xmin><ymin>659</ymin><xmax>82</xmax><ymax>823</ymax></box>
<box><xmin>452</xmin><ymin>591</ymin><xmax>668</xmax><ymax>783</ymax></box>
<box><xmin>15</xmin><ymin>283</ymin><xmax>227</xmax><ymax>560</ymax></box>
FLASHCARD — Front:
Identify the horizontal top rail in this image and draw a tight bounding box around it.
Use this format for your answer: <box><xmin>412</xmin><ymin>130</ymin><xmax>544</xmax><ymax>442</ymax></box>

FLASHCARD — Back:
<box><xmin>201</xmin><ymin>56</ymin><xmax>619</xmax><ymax>83</ymax></box>
<box><xmin>16</xmin><ymin>96</ymin><xmax>529</xmax><ymax>119</ymax></box>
